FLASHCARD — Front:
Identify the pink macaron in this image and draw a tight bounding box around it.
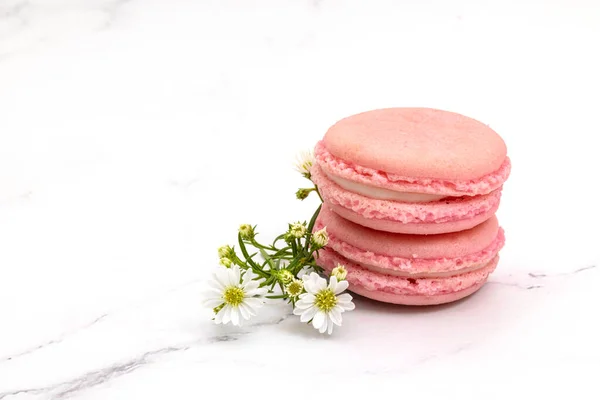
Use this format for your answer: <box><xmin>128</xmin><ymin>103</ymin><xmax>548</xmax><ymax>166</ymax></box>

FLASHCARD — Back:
<box><xmin>312</xmin><ymin>108</ymin><xmax>511</xmax><ymax>234</ymax></box>
<box><xmin>314</xmin><ymin>207</ymin><xmax>505</xmax><ymax>305</ymax></box>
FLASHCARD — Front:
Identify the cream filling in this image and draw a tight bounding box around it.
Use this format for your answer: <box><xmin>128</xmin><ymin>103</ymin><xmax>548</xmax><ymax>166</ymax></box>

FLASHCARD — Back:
<box><xmin>358</xmin><ymin>260</ymin><xmax>488</xmax><ymax>278</ymax></box>
<box><xmin>325</xmin><ymin>172</ymin><xmax>447</xmax><ymax>203</ymax></box>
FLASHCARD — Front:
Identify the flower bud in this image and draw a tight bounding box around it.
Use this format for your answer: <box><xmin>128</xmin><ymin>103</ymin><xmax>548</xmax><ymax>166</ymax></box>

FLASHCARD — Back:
<box><xmin>331</xmin><ymin>264</ymin><xmax>347</xmax><ymax>281</ymax></box>
<box><xmin>277</xmin><ymin>269</ymin><xmax>294</xmax><ymax>285</ymax></box>
<box><xmin>218</xmin><ymin>245</ymin><xmax>234</xmax><ymax>259</ymax></box>
<box><xmin>311</xmin><ymin>227</ymin><xmax>329</xmax><ymax>249</ymax></box>
<box><xmin>288</xmin><ymin>222</ymin><xmax>306</xmax><ymax>239</ymax></box>
<box><xmin>219</xmin><ymin>258</ymin><xmax>233</xmax><ymax>268</ymax></box>
<box><xmin>238</xmin><ymin>224</ymin><xmax>255</xmax><ymax>240</ymax></box>
<box><xmin>296</xmin><ymin>188</ymin><xmax>311</xmax><ymax>200</ymax></box>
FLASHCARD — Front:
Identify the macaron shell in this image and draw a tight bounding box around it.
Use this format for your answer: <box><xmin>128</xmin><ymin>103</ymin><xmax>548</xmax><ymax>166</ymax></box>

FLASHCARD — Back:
<box><xmin>323</xmin><ymin>108</ymin><xmax>507</xmax><ymax>181</ymax></box>
<box><xmin>315</xmin><ymin>140</ymin><xmax>511</xmax><ymax>197</ymax></box>
<box><xmin>329</xmin><ymin>201</ymin><xmax>499</xmax><ymax>235</ymax></box>
<box><xmin>312</xmin><ymin>164</ymin><xmax>502</xmax><ymax>234</ymax></box>
<box><xmin>317</xmin><ymin>206</ymin><xmax>500</xmax><ymax>258</ymax></box>
<box><xmin>315</xmin><ymin>207</ymin><xmax>505</xmax><ymax>276</ymax></box>
<box><xmin>348</xmin><ymin>280</ymin><xmax>487</xmax><ymax>306</ymax></box>
<box><xmin>317</xmin><ymin>247</ymin><xmax>499</xmax><ymax>305</ymax></box>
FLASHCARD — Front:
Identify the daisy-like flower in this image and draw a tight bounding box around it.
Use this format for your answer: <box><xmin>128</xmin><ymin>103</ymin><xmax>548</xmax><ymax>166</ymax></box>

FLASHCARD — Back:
<box><xmin>331</xmin><ymin>264</ymin><xmax>347</xmax><ymax>281</ymax></box>
<box><xmin>239</xmin><ymin>224</ymin><xmax>255</xmax><ymax>240</ymax></box>
<box><xmin>311</xmin><ymin>227</ymin><xmax>329</xmax><ymax>249</ymax></box>
<box><xmin>288</xmin><ymin>222</ymin><xmax>306</xmax><ymax>239</ymax></box>
<box><xmin>205</xmin><ymin>265</ymin><xmax>267</xmax><ymax>326</ymax></box>
<box><xmin>293</xmin><ymin>272</ymin><xmax>355</xmax><ymax>334</ymax></box>
<box><xmin>294</xmin><ymin>150</ymin><xmax>315</xmax><ymax>179</ymax></box>
<box><xmin>286</xmin><ymin>278</ymin><xmax>304</xmax><ymax>298</ymax></box>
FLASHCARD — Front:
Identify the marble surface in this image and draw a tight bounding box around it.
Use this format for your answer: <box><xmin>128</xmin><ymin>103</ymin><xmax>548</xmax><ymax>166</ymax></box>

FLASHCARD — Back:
<box><xmin>1</xmin><ymin>0</ymin><xmax>599</xmax><ymax>399</ymax></box>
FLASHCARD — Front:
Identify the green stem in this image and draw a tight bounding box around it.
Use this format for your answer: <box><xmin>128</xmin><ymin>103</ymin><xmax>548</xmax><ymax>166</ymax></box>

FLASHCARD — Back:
<box><xmin>251</xmin><ymin>239</ymin><xmax>277</xmax><ymax>251</ymax></box>
<box><xmin>304</xmin><ymin>204</ymin><xmax>322</xmax><ymax>251</ymax></box>
<box><xmin>238</xmin><ymin>234</ymin><xmax>269</xmax><ymax>278</ymax></box>
<box><xmin>314</xmin><ymin>184</ymin><xmax>324</xmax><ymax>203</ymax></box>
<box><xmin>272</xmin><ymin>234</ymin><xmax>286</xmax><ymax>247</ymax></box>
<box><xmin>259</xmin><ymin>248</ymin><xmax>276</xmax><ymax>270</ymax></box>
<box><xmin>271</xmin><ymin>246</ymin><xmax>293</xmax><ymax>258</ymax></box>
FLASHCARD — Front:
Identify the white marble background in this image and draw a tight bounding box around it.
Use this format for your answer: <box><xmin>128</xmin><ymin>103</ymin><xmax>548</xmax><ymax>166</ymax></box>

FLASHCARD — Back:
<box><xmin>1</xmin><ymin>0</ymin><xmax>599</xmax><ymax>399</ymax></box>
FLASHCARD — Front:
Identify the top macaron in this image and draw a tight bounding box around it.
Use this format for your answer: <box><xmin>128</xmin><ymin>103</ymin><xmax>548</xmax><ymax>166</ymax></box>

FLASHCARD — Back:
<box><xmin>312</xmin><ymin>108</ymin><xmax>511</xmax><ymax>234</ymax></box>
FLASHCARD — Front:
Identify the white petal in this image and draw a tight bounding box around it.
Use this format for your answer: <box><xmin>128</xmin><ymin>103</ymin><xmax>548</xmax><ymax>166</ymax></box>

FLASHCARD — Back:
<box><xmin>221</xmin><ymin>305</ymin><xmax>232</xmax><ymax>324</ymax></box>
<box><xmin>312</xmin><ymin>311</ymin><xmax>326</xmax><ymax>330</ymax></box>
<box><xmin>328</xmin><ymin>276</ymin><xmax>338</xmax><ymax>292</ymax></box>
<box><xmin>205</xmin><ymin>287</ymin><xmax>225</xmax><ymax>296</ymax></box>
<box><xmin>243</xmin><ymin>269</ymin><xmax>257</xmax><ymax>284</ymax></box>
<box><xmin>215</xmin><ymin>269</ymin><xmax>231</xmax><ymax>287</ymax></box>
<box><xmin>245</xmin><ymin>286</ymin><xmax>267</xmax><ymax>297</ymax></box>
<box><xmin>204</xmin><ymin>298</ymin><xmax>224</xmax><ymax>308</ymax></box>
<box><xmin>303</xmin><ymin>281</ymin><xmax>317</xmax><ymax>295</ymax></box>
<box><xmin>296</xmin><ymin>293</ymin><xmax>315</xmax><ymax>305</ymax></box>
<box><xmin>327</xmin><ymin>318</ymin><xmax>334</xmax><ymax>335</ymax></box>
<box><xmin>293</xmin><ymin>307</ymin><xmax>304</xmax><ymax>316</ymax></box>
<box><xmin>238</xmin><ymin>303</ymin><xmax>250</xmax><ymax>320</ymax></box>
<box><xmin>339</xmin><ymin>299</ymin><xmax>355</xmax><ymax>311</ymax></box>
<box><xmin>230</xmin><ymin>307</ymin><xmax>240</xmax><ymax>326</ymax></box>
<box><xmin>214</xmin><ymin>306</ymin><xmax>227</xmax><ymax>324</ymax></box>
<box><xmin>336</xmin><ymin>293</ymin><xmax>353</xmax><ymax>304</ymax></box>
<box><xmin>319</xmin><ymin>319</ymin><xmax>328</xmax><ymax>333</ymax></box>
<box><xmin>207</xmin><ymin>278</ymin><xmax>226</xmax><ymax>291</ymax></box>
<box><xmin>300</xmin><ymin>306</ymin><xmax>318</xmax><ymax>322</ymax></box>
<box><xmin>315</xmin><ymin>275</ymin><xmax>327</xmax><ymax>291</ymax></box>
<box><xmin>229</xmin><ymin>266</ymin><xmax>241</xmax><ymax>286</ymax></box>
<box><xmin>329</xmin><ymin>307</ymin><xmax>343</xmax><ymax>326</ymax></box>
<box><xmin>243</xmin><ymin>297</ymin><xmax>265</xmax><ymax>310</ymax></box>
<box><xmin>243</xmin><ymin>280</ymin><xmax>260</xmax><ymax>291</ymax></box>
<box><xmin>334</xmin><ymin>280</ymin><xmax>349</xmax><ymax>294</ymax></box>
<box><xmin>240</xmin><ymin>302</ymin><xmax>256</xmax><ymax>317</ymax></box>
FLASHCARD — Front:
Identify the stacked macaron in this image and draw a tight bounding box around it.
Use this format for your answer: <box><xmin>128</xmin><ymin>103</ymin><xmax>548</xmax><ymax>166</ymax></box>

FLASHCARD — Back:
<box><xmin>311</xmin><ymin>108</ymin><xmax>510</xmax><ymax>305</ymax></box>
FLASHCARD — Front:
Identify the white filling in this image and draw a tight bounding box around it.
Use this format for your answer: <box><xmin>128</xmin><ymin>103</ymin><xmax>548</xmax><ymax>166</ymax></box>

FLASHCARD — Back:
<box><xmin>325</xmin><ymin>172</ymin><xmax>447</xmax><ymax>203</ymax></box>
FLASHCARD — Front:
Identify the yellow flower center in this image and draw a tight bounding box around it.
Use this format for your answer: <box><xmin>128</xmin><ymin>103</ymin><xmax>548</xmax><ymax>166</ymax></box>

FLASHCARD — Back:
<box><xmin>314</xmin><ymin>289</ymin><xmax>337</xmax><ymax>312</ymax></box>
<box><xmin>286</xmin><ymin>280</ymin><xmax>303</xmax><ymax>297</ymax></box>
<box><xmin>223</xmin><ymin>286</ymin><xmax>245</xmax><ymax>306</ymax></box>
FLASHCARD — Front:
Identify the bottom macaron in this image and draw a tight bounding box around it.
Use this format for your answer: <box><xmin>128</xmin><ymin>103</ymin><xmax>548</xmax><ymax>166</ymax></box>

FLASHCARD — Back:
<box><xmin>312</xmin><ymin>206</ymin><xmax>503</xmax><ymax>306</ymax></box>
<box><xmin>317</xmin><ymin>248</ymin><xmax>498</xmax><ymax>306</ymax></box>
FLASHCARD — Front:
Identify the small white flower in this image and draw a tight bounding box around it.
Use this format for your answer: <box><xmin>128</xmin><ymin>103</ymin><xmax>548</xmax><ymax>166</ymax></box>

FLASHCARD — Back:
<box><xmin>294</xmin><ymin>150</ymin><xmax>315</xmax><ymax>178</ymax></box>
<box><xmin>288</xmin><ymin>222</ymin><xmax>307</xmax><ymax>239</ymax></box>
<box><xmin>311</xmin><ymin>227</ymin><xmax>329</xmax><ymax>249</ymax></box>
<box><xmin>293</xmin><ymin>272</ymin><xmax>355</xmax><ymax>334</ymax></box>
<box><xmin>205</xmin><ymin>266</ymin><xmax>267</xmax><ymax>326</ymax></box>
<box><xmin>331</xmin><ymin>264</ymin><xmax>347</xmax><ymax>281</ymax></box>
<box><xmin>285</xmin><ymin>278</ymin><xmax>304</xmax><ymax>298</ymax></box>
<box><xmin>296</xmin><ymin>265</ymin><xmax>315</xmax><ymax>278</ymax></box>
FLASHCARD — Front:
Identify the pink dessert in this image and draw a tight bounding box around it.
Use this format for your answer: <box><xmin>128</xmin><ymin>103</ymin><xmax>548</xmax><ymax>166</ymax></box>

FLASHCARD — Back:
<box><xmin>313</xmin><ymin>108</ymin><xmax>511</xmax><ymax>234</ymax></box>
<box><xmin>314</xmin><ymin>207</ymin><xmax>504</xmax><ymax>305</ymax></box>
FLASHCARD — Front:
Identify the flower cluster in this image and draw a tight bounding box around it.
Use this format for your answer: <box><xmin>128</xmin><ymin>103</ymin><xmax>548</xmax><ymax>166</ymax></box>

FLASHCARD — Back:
<box><xmin>205</xmin><ymin>150</ymin><xmax>355</xmax><ymax>334</ymax></box>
